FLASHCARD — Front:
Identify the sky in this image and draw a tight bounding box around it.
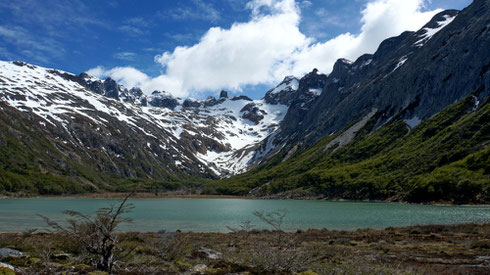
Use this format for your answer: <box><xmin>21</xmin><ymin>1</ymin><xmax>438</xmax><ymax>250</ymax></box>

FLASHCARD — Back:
<box><xmin>0</xmin><ymin>0</ymin><xmax>472</xmax><ymax>99</ymax></box>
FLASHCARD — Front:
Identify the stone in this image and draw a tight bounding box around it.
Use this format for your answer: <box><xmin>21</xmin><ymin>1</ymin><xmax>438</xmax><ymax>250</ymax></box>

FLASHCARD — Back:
<box><xmin>193</xmin><ymin>264</ymin><xmax>208</xmax><ymax>273</ymax></box>
<box><xmin>193</xmin><ymin>247</ymin><xmax>222</xmax><ymax>260</ymax></box>
<box><xmin>0</xmin><ymin>248</ymin><xmax>23</xmax><ymax>260</ymax></box>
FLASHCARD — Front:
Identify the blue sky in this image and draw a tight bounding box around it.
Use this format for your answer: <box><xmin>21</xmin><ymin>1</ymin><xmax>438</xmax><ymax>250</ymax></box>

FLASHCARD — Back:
<box><xmin>0</xmin><ymin>0</ymin><xmax>471</xmax><ymax>99</ymax></box>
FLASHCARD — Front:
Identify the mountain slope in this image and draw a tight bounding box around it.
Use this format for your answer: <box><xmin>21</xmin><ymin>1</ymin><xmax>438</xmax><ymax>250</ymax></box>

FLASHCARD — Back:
<box><xmin>0</xmin><ymin>1</ymin><xmax>488</xmax><ymax>200</ymax></box>
<box><xmin>258</xmin><ymin>0</ymin><xmax>490</xmax><ymax>163</ymax></box>
<box><xmin>0</xmin><ymin>60</ymin><xmax>327</xmax><ymax>194</ymax></box>
<box><xmin>210</xmin><ymin>0</ymin><xmax>490</xmax><ymax>203</ymax></box>
<box><xmin>212</xmin><ymin>90</ymin><xmax>489</xmax><ymax>204</ymax></box>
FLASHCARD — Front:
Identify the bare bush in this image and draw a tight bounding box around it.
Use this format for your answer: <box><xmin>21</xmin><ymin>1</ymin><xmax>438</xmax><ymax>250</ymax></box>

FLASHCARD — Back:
<box><xmin>253</xmin><ymin>209</ymin><xmax>288</xmax><ymax>231</ymax></box>
<box><xmin>226</xmin><ymin>220</ymin><xmax>256</xmax><ymax>233</ymax></box>
<box><xmin>254</xmin><ymin>209</ymin><xmax>288</xmax><ymax>246</ymax></box>
<box><xmin>39</xmin><ymin>193</ymin><xmax>134</xmax><ymax>272</ymax></box>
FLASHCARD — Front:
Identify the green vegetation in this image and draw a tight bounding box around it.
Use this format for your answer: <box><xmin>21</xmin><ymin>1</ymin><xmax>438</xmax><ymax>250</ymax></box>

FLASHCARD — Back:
<box><xmin>211</xmin><ymin>92</ymin><xmax>490</xmax><ymax>204</ymax></box>
<box><xmin>0</xmin><ymin>103</ymin><xmax>204</xmax><ymax>196</ymax></box>
<box><xmin>1</xmin><ymin>90</ymin><xmax>488</xmax><ymax>204</ymax></box>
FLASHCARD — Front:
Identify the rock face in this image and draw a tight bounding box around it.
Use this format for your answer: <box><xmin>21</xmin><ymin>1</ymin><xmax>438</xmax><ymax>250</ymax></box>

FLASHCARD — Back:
<box><xmin>219</xmin><ymin>90</ymin><xmax>228</xmax><ymax>99</ymax></box>
<box><xmin>240</xmin><ymin>103</ymin><xmax>266</xmax><ymax>125</ymax></box>
<box><xmin>263</xmin><ymin>76</ymin><xmax>300</xmax><ymax>105</ymax></box>
<box><xmin>148</xmin><ymin>91</ymin><xmax>180</xmax><ymax>110</ymax></box>
<box><xmin>257</xmin><ymin>2</ymin><xmax>490</xmax><ymax>162</ymax></box>
<box><xmin>231</xmin><ymin>95</ymin><xmax>253</xmax><ymax>101</ymax></box>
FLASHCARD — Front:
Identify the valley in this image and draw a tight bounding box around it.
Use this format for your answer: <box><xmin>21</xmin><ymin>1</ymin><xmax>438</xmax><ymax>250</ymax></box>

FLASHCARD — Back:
<box><xmin>0</xmin><ymin>0</ymin><xmax>489</xmax><ymax>205</ymax></box>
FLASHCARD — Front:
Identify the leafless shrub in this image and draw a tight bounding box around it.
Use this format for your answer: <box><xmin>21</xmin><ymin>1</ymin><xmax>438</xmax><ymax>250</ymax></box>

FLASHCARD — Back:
<box><xmin>158</xmin><ymin>232</ymin><xmax>192</xmax><ymax>261</ymax></box>
<box><xmin>226</xmin><ymin>220</ymin><xmax>256</xmax><ymax>233</ymax></box>
<box><xmin>221</xmin><ymin>209</ymin><xmax>320</xmax><ymax>273</ymax></box>
<box><xmin>254</xmin><ymin>209</ymin><xmax>288</xmax><ymax>246</ymax></box>
<box><xmin>253</xmin><ymin>209</ymin><xmax>288</xmax><ymax>231</ymax></box>
<box><xmin>39</xmin><ymin>193</ymin><xmax>134</xmax><ymax>272</ymax></box>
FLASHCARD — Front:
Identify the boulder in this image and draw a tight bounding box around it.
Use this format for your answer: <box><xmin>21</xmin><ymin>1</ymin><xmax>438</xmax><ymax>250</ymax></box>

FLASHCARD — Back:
<box><xmin>0</xmin><ymin>248</ymin><xmax>23</xmax><ymax>259</ymax></box>
<box><xmin>192</xmin><ymin>247</ymin><xmax>222</xmax><ymax>260</ymax></box>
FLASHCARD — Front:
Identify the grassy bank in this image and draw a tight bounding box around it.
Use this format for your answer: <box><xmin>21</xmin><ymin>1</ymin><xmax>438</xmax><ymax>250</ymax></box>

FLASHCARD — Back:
<box><xmin>1</xmin><ymin>223</ymin><xmax>489</xmax><ymax>274</ymax></box>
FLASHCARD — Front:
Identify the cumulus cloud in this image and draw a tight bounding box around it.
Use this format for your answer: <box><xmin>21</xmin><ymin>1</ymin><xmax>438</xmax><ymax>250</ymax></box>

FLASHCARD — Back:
<box><xmin>87</xmin><ymin>66</ymin><xmax>150</xmax><ymax>90</ymax></box>
<box><xmin>285</xmin><ymin>0</ymin><xmax>440</xmax><ymax>76</ymax></box>
<box><xmin>90</xmin><ymin>0</ymin><xmax>441</xmax><ymax>98</ymax></box>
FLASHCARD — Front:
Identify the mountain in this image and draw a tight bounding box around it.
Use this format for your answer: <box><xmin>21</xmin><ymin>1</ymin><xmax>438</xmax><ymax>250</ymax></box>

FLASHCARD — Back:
<box><xmin>212</xmin><ymin>89</ymin><xmax>490</xmax><ymax>204</ymax></box>
<box><xmin>0</xmin><ymin>60</ymin><xmax>325</xmax><ymax>194</ymax></box>
<box><xmin>255</xmin><ymin>0</ymin><xmax>489</xmax><ymax>163</ymax></box>
<box><xmin>209</xmin><ymin>0</ymin><xmax>490</xmax><ymax>203</ymax></box>
<box><xmin>0</xmin><ymin>0</ymin><xmax>488</xmax><ymax>201</ymax></box>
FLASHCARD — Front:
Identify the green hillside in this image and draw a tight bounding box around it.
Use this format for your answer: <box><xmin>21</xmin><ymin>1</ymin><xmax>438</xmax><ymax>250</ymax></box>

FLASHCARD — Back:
<box><xmin>210</xmin><ymin>89</ymin><xmax>490</xmax><ymax>204</ymax></box>
<box><xmin>0</xmin><ymin>103</ymin><xmax>199</xmax><ymax>195</ymax></box>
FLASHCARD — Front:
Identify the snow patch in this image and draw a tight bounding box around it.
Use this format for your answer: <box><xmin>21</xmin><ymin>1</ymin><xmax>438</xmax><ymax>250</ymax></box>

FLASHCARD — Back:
<box><xmin>404</xmin><ymin>116</ymin><xmax>422</xmax><ymax>128</ymax></box>
<box><xmin>415</xmin><ymin>14</ymin><xmax>457</xmax><ymax>47</ymax></box>
<box><xmin>309</xmin><ymin>88</ymin><xmax>322</xmax><ymax>95</ymax></box>
<box><xmin>270</xmin><ymin>78</ymin><xmax>299</xmax><ymax>95</ymax></box>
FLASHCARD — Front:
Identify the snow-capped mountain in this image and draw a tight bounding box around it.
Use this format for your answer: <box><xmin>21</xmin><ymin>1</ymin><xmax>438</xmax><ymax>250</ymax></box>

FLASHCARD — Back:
<box><xmin>1</xmin><ymin>0</ymin><xmax>488</xmax><ymax>192</ymax></box>
<box><xmin>0</xmin><ymin>60</ymin><xmax>319</xmax><ymax>178</ymax></box>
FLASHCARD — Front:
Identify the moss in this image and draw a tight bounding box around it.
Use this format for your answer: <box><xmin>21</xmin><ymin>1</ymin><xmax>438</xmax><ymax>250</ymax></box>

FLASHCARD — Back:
<box><xmin>5</xmin><ymin>257</ymin><xmax>28</xmax><ymax>267</ymax></box>
<box><xmin>74</xmin><ymin>263</ymin><xmax>92</xmax><ymax>271</ymax></box>
<box><xmin>28</xmin><ymin>257</ymin><xmax>41</xmax><ymax>265</ymax></box>
<box><xmin>0</xmin><ymin>267</ymin><xmax>15</xmax><ymax>275</ymax></box>
<box><xmin>205</xmin><ymin>268</ymin><xmax>228</xmax><ymax>274</ymax></box>
<box><xmin>175</xmin><ymin>260</ymin><xmax>193</xmax><ymax>271</ymax></box>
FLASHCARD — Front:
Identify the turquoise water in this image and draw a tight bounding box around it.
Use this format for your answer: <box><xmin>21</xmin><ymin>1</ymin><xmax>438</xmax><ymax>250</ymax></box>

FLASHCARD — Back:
<box><xmin>0</xmin><ymin>198</ymin><xmax>488</xmax><ymax>232</ymax></box>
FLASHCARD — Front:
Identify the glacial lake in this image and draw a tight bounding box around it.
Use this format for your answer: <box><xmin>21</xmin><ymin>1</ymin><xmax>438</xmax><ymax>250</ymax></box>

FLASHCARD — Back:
<box><xmin>0</xmin><ymin>198</ymin><xmax>489</xmax><ymax>232</ymax></box>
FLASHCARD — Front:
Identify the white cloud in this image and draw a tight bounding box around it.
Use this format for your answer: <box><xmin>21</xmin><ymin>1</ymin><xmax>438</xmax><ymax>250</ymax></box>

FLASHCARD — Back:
<box><xmin>89</xmin><ymin>0</ymin><xmax>442</xmax><ymax>98</ymax></box>
<box><xmin>87</xmin><ymin>66</ymin><xmax>150</xmax><ymax>90</ymax></box>
<box><xmin>300</xmin><ymin>1</ymin><xmax>312</xmax><ymax>8</ymax></box>
<box><xmin>283</xmin><ymin>0</ymin><xmax>441</xmax><ymax>76</ymax></box>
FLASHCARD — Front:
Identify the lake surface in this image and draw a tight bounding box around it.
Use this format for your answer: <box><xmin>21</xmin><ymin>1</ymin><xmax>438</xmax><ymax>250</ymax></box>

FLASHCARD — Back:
<box><xmin>0</xmin><ymin>198</ymin><xmax>489</xmax><ymax>232</ymax></box>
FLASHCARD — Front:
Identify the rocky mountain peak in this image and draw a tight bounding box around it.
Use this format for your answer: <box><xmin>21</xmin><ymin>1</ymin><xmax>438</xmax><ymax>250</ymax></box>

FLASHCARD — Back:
<box><xmin>148</xmin><ymin>91</ymin><xmax>180</xmax><ymax>110</ymax></box>
<box><xmin>263</xmin><ymin>76</ymin><xmax>300</xmax><ymax>105</ymax></box>
<box><xmin>220</xmin><ymin>90</ymin><xmax>229</xmax><ymax>98</ymax></box>
<box><xmin>299</xmin><ymin>68</ymin><xmax>328</xmax><ymax>94</ymax></box>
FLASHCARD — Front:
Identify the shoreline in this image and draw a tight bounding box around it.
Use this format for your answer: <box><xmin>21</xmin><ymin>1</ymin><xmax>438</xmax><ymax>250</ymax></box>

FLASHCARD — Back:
<box><xmin>1</xmin><ymin>192</ymin><xmax>489</xmax><ymax>206</ymax></box>
<box><xmin>44</xmin><ymin>193</ymin><xmax>249</xmax><ymax>199</ymax></box>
